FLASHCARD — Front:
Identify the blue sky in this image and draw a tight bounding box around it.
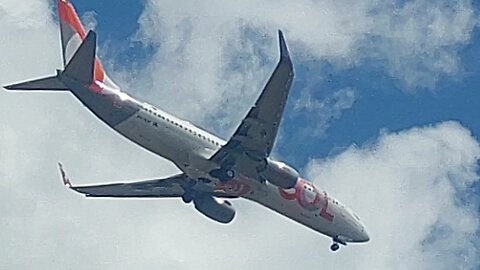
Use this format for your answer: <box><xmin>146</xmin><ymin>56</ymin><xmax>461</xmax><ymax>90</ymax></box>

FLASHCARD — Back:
<box><xmin>1</xmin><ymin>0</ymin><xmax>480</xmax><ymax>269</ymax></box>
<box><xmin>74</xmin><ymin>1</ymin><xmax>480</xmax><ymax>165</ymax></box>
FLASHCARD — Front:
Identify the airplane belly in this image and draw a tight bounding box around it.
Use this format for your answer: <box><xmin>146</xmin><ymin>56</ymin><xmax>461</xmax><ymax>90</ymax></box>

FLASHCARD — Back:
<box><xmin>113</xmin><ymin>112</ymin><xmax>339</xmax><ymax>238</ymax></box>
<box><xmin>114</xmin><ymin>111</ymin><xmax>191</xmax><ymax>166</ymax></box>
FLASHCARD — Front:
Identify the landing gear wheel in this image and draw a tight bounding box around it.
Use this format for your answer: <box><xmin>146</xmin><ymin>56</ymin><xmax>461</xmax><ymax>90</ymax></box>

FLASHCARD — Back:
<box><xmin>225</xmin><ymin>169</ymin><xmax>235</xmax><ymax>179</ymax></box>
<box><xmin>209</xmin><ymin>167</ymin><xmax>235</xmax><ymax>182</ymax></box>
<box><xmin>181</xmin><ymin>193</ymin><xmax>193</xmax><ymax>204</ymax></box>
<box><xmin>330</xmin><ymin>243</ymin><xmax>340</xmax><ymax>252</ymax></box>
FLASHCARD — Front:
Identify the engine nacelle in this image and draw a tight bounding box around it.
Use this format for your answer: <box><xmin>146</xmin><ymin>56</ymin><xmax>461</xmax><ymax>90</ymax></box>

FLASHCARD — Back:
<box><xmin>194</xmin><ymin>195</ymin><xmax>235</xmax><ymax>224</ymax></box>
<box><xmin>260</xmin><ymin>160</ymin><xmax>300</xmax><ymax>189</ymax></box>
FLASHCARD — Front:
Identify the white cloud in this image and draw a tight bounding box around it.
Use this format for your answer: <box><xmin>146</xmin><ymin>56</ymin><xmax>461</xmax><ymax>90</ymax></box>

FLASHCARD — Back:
<box><xmin>129</xmin><ymin>0</ymin><xmax>478</xmax><ymax>131</ymax></box>
<box><xmin>305</xmin><ymin>121</ymin><xmax>480</xmax><ymax>269</ymax></box>
<box><xmin>293</xmin><ymin>87</ymin><xmax>356</xmax><ymax>137</ymax></box>
<box><xmin>81</xmin><ymin>10</ymin><xmax>98</xmax><ymax>32</ymax></box>
<box><xmin>366</xmin><ymin>0</ymin><xmax>478</xmax><ymax>89</ymax></box>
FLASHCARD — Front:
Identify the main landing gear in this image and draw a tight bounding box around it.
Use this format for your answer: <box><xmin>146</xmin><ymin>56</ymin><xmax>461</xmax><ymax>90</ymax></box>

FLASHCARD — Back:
<box><xmin>182</xmin><ymin>193</ymin><xmax>194</xmax><ymax>204</ymax></box>
<box><xmin>181</xmin><ymin>178</ymin><xmax>197</xmax><ymax>204</ymax></box>
<box><xmin>209</xmin><ymin>167</ymin><xmax>235</xmax><ymax>182</ymax></box>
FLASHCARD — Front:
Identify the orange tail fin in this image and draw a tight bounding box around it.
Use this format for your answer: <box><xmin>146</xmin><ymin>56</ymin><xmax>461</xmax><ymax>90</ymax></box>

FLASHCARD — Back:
<box><xmin>58</xmin><ymin>0</ymin><xmax>118</xmax><ymax>88</ymax></box>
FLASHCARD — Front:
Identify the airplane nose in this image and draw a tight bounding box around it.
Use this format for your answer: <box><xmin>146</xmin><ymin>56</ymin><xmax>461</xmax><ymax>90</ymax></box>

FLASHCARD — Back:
<box><xmin>358</xmin><ymin>228</ymin><xmax>370</xmax><ymax>242</ymax></box>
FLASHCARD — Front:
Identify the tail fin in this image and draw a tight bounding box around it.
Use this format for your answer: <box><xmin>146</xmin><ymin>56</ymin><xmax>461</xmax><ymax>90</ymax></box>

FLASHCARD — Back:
<box><xmin>63</xmin><ymin>30</ymin><xmax>96</xmax><ymax>84</ymax></box>
<box><xmin>58</xmin><ymin>0</ymin><xmax>118</xmax><ymax>88</ymax></box>
<box><xmin>3</xmin><ymin>1</ymin><xmax>119</xmax><ymax>92</ymax></box>
<box><xmin>4</xmin><ymin>31</ymin><xmax>97</xmax><ymax>91</ymax></box>
<box><xmin>58</xmin><ymin>0</ymin><xmax>87</xmax><ymax>67</ymax></box>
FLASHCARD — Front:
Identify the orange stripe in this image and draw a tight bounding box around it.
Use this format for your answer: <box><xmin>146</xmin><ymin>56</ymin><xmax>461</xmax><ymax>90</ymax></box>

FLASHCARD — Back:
<box><xmin>94</xmin><ymin>59</ymin><xmax>105</xmax><ymax>82</ymax></box>
<box><xmin>58</xmin><ymin>0</ymin><xmax>105</xmax><ymax>83</ymax></box>
<box><xmin>57</xmin><ymin>0</ymin><xmax>86</xmax><ymax>39</ymax></box>
<box><xmin>57</xmin><ymin>0</ymin><xmax>105</xmax><ymax>82</ymax></box>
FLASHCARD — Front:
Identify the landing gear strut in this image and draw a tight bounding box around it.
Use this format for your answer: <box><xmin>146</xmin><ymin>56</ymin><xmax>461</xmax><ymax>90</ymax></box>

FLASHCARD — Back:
<box><xmin>330</xmin><ymin>235</ymin><xmax>346</xmax><ymax>252</ymax></box>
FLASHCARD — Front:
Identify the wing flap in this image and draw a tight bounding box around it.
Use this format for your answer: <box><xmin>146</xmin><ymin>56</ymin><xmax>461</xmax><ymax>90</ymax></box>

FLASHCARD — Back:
<box><xmin>58</xmin><ymin>163</ymin><xmax>187</xmax><ymax>198</ymax></box>
<box><xmin>72</xmin><ymin>180</ymin><xmax>186</xmax><ymax>198</ymax></box>
<box><xmin>58</xmin><ymin>163</ymin><xmax>240</xmax><ymax>199</ymax></box>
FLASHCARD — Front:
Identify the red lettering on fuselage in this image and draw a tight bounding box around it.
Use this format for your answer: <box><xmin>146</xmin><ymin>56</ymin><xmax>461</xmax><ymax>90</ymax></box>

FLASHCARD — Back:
<box><xmin>320</xmin><ymin>200</ymin><xmax>334</xmax><ymax>222</ymax></box>
<box><xmin>278</xmin><ymin>178</ymin><xmax>334</xmax><ymax>222</ymax></box>
<box><xmin>215</xmin><ymin>179</ymin><xmax>250</xmax><ymax>196</ymax></box>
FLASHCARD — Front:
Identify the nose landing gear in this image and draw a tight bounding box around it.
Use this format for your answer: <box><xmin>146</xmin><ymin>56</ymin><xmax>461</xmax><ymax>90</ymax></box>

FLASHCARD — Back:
<box><xmin>330</xmin><ymin>236</ymin><xmax>347</xmax><ymax>252</ymax></box>
<box><xmin>330</xmin><ymin>243</ymin><xmax>340</xmax><ymax>252</ymax></box>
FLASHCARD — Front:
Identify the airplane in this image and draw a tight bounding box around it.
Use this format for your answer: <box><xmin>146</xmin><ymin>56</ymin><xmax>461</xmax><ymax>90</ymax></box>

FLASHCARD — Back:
<box><xmin>4</xmin><ymin>0</ymin><xmax>369</xmax><ymax>252</ymax></box>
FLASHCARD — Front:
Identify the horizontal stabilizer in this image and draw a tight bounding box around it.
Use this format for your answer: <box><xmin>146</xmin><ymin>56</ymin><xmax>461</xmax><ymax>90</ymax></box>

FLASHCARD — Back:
<box><xmin>4</xmin><ymin>75</ymin><xmax>68</xmax><ymax>91</ymax></box>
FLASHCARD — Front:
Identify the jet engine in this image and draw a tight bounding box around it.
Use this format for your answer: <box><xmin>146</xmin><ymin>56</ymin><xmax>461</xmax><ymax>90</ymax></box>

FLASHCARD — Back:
<box><xmin>259</xmin><ymin>160</ymin><xmax>299</xmax><ymax>189</ymax></box>
<box><xmin>194</xmin><ymin>195</ymin><xmax>235</xmax><ymax>224</ymax></box>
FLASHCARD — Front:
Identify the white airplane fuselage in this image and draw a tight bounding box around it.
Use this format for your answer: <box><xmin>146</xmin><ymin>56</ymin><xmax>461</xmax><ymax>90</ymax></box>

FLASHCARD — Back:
<box><xmin>101</xmin><ymin>88</ymin><xmax>369</xmax><ymax>245</ymax></box>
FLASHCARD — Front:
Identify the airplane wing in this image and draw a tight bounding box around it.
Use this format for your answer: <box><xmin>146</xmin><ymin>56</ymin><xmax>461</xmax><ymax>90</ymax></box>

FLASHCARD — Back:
<box><xmin>58</xmin><ymin>163</ymin><xmax>187</xmax><ymax>198</ymax></box>
<box><xmin>210</xmin><ymin>31</ymin><xmax>294</xmax><ymax>176</ymax></box>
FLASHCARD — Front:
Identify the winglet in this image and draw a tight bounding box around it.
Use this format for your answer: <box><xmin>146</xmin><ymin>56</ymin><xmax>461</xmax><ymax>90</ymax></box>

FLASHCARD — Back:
<box><xmin>58</xmin><ymin>162</ymin><xmax>72</xmax><ymax>188</ymax></box>
<box><xmin>278</xmin><ymin>30</ymin><xmax>291</xmax><ymax>62</ymax></box>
